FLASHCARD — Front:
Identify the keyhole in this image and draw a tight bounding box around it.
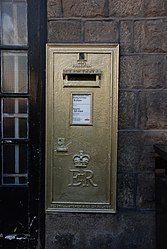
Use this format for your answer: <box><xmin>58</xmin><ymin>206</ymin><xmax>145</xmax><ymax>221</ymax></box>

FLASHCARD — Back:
<box><xmin>79</xmin><ymin>52</ymin><xmax>85</xmax><ymax>60</ymax></box>
<box><xmin>58</xmin><ymin>138</ymin><xmax>65</xmax><ymax>146</ymax></box>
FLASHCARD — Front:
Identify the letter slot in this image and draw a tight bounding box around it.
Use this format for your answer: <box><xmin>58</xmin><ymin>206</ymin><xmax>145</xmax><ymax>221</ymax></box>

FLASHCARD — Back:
<box><xmin>63</xmin><ymin>69</ymin><xmax>102</xmax><ymax>87</ymax></box>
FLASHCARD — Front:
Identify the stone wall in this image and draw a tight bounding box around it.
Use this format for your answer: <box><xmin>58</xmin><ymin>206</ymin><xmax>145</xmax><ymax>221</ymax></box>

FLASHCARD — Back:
<box><xmin>46</xmin><ymin>1</ymin><xmax>167</xmax><ymax>248</ymax></box>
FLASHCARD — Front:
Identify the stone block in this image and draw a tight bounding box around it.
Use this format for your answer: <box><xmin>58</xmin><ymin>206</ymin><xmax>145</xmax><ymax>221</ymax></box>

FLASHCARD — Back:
<box><xmin>109</xmin><ymin>0</ymin><xmax>143</xmax><ymax>17</ymax></box>
<box><xmin>45</xmin><ymin>211</ymin><xmax>155</xmax><ymax>249</ymax></box>
<box><xmin>118</xmin><ymin>91</ymin><xmax>137</xmax><ymax>129</ymax></box>
<box><xmin>118</xmin><ymin>131</ymin><xmax>143</xmax><ymax>172</ymax></box>
<box><xmin>53</xmin><ymin>233</ymin><xmax>77</xmax><ymax>249</ymax></box>
<box><xmin>84</xmin><ymin>21</ymin><xmax>118</xmax><ymax>42</ymax></box>
<box><xmin>109</xmin><ymin>0</ymin><xmax>167</xmax><ymax>17</ymax></box>
<box><xmin>142</xmin><ymin>56</ymin><xmax>165</xmax><ymax>89</ymax></box>
<box><xmin>165</xmin><ymin>55</ymin><xmax>167</xmax><ymax>89</ymax></box>
<box><xmin>89</xmin><ymin>234</ymin><xmax>123</xmax><ymax>249</ymax></box>
<box><xmin>137</xmin><ymin>131</ymin><xmax>167</xmax><ymax>171</ymax></box>
<box><xmin>142</xmin><ymin>0</ymin><xmax>167</xmax><ymax>17</ymax></box>
<box><xmin>134</xmin><ymin>19</ymin><xmax>167</xmax><ymax>53</ymax></box>
<box><xmin>45</xmin><ymin>214</ymin><xmax>80</xmax><ymax>249</ymax></box>
<box><xmin>48</xmin><ymin>20</ymin><xmax>82</xmax><ymax>42</ymax></box>
<box><xmin>138</xmin><ymin>91</ymin><xmax>167</xmax><ymax>129</ymax></box>
<box><xmin>47</xmin><ymin>0</ymin><xmax>62</xmax><ymax>18</ymax></box>
<box><xmin>137</xmin><ymin>144</ymin><xmax>156</xmax><ymax>172</ymax></box>
<box><xmin>120</xmin><ymin>21</ymin><xmax>133</xmax><ymax>53</ymax></box>
<box><xmin>136</xmin><ymin>173</ymin><xmax>155</xmax><ymax>209</ymax></box>
<box><xmin>62</xmin><ymin>0</ymin><xmax>105</xmax><ymax>17</ymax></box>
<box><xmin>118</xmin><ymin>131</ymin><xmax>167</xmax><ymax>172</ymax></box>
<box><xmin>117</xmin><ymin>211</ymin><xmax>156</xmax><ymax>249</ymax></box>
<box><xmin>120</xmin><ymin>56</ymin><xmax>142</xmax><ymax>89</ymax></box>
<box><xmin>117</xmin><ymin>173</ymin><xmax>136</xmax><ymax>208</ymax></box>
<box><xmin>88</xmin><ymin>213</ymin><xmax>156</xmax><ymax>249</ymax></box>
<box><xmin>120</xmin><ymin>55</ymin><xmax>165</xmax><ymax>89</ymax></box>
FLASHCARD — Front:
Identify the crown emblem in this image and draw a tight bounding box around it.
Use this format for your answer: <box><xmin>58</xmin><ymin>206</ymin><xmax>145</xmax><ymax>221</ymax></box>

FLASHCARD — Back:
<box><xmin>73</xmin><ymin>150</ymin><xmax>90</xmax><ymax>168</ymax></box>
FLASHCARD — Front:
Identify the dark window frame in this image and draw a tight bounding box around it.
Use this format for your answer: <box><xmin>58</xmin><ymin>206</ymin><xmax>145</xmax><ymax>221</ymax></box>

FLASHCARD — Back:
<box><xmin>0</xmin><ymin>0</ymin><xmax>29</xmax><ymax>186</ymax></box>
<box><xmin>0</xmin><ymin>0</ymin><xmax>46</xmax><ymax>247</ymax></box>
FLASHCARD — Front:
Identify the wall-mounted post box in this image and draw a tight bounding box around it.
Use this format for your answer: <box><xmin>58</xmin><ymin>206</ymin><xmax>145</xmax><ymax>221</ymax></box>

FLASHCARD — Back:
<box><xmin>46</xmin><ymin>44</ymin><xmax>119</xmax><ymax>213</ymax></box>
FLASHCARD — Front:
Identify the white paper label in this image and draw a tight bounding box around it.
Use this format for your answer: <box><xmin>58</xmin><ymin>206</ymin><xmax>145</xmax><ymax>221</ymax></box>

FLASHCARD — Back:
<box><xmin>72</xmin><ymin>95</ymin><xmax>91</xmax><ymax>124</ymax></box>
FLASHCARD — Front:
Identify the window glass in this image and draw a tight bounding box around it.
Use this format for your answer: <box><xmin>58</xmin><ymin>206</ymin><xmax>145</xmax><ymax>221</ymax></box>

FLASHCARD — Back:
<box><xmin>1</xmin><ymin>0</ymin><xmax>27</xmax><ymax>45</ymax></box>
<box><xmin>3</xmin><ymin>98</ymin><xmax>28</xmax><ymax>113</ymax></box>
<box><xmin>2</xmin><ymin>98</ymin><xmax>28</xmax><ymax>139</ymax></box>
<box><xmin>2</xmin><ymin>144</ymin><xmax>15</xmax><ymax>174</ymax></box>
<box><xmin>19</xmin><ymin>144</ymin><xmax>28</xmax><ymax>173</ymax></box>
<box><xmin>19</xmin><ymin>118</ymin><xmax>28</xmax><ymax>138</ymax></box>
<box><xmin>3</xmin><ymin>118</ymin><xmax>15</xmax><ymax>138</ymax></box>
<box><xmin>1</xmin><ymin>51</ymin><xmax>28</xmax><ymax>93</ymax></box>
<box><xmin>2</xmin><ymin>144</ymin><xmax>28</xmax><ymax>185</ymax></box>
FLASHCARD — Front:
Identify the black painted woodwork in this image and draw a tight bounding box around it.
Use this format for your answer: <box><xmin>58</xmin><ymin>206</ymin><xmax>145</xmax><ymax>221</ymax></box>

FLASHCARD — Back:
<box><xmin>0</xmin><ymin>0</ymin><xmax>46</xmax><ymax>248</ymax></box>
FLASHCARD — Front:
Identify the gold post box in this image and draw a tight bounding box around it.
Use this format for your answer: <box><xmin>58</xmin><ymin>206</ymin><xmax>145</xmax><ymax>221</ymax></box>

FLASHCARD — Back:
<box><xmin>46</xmin><ymin>44</ymin><xmax>119</xmax><ymax>213</ymax></box>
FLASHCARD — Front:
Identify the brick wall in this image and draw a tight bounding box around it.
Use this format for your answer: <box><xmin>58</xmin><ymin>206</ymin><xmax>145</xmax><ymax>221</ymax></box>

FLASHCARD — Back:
<box><xmin>46</xmin><ymin>1</ymin><xmax>167</xmax><ymax>248</ymax></box>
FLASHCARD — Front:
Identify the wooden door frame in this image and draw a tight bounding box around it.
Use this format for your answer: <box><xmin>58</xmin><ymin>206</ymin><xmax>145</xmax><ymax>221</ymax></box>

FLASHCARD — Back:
<box><xmin>28</xmin><ymin>0</ymin><xmax>46</xmax><ymax>247</ymax></box>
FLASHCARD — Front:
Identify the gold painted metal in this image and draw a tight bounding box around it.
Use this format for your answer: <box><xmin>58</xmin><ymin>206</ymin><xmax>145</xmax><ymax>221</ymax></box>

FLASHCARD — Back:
<box><xmin>45</xmin><ymin>44</ymin><xmax>119</xmax><ymax>213</ymax></box>
<box><xmin>63</xmin><ymin>61</ymin><xmax>102</xmax><ymax>87</ymax></box>
<box><xmin>56</xmin><ymin>137</ymin><xmax>70</xmax><ymax>152</ymax></box>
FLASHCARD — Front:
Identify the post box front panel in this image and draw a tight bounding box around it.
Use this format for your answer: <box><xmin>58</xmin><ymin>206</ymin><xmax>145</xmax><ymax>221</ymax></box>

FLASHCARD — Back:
<box><xmin>46</xmin><ymin>44</ymin><xmax>119</xmax><ymax>213</ymax></box>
